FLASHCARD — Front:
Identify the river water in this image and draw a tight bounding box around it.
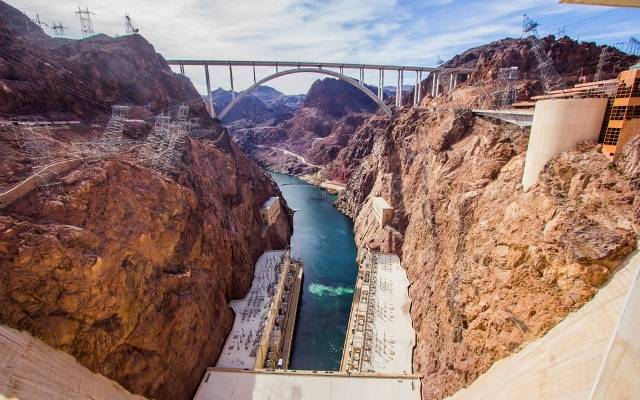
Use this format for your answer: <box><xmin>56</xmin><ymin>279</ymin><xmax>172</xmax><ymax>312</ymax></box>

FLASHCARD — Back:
<box><xmin>269</xmin><ymin>172</ymin><xmax>358</xmax><ymax>371</ymax></box>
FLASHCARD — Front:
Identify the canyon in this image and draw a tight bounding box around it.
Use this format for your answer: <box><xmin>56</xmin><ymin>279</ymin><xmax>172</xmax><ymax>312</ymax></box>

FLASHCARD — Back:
<box><xmin>1</xmin><ymin>0</ymin><xmax>639</xmax><ymax>399</ymax></box>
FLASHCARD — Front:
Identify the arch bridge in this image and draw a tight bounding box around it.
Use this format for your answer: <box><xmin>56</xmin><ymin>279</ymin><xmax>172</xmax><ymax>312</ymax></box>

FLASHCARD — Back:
<box><xmin>166</xmin><ymin>59</ymin><xmax>474</xmax><ymax>119</ymax></box>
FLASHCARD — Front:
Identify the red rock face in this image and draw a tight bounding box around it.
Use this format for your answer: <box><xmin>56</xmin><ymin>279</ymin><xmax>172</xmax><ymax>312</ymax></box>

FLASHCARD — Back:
<box><xmin>0</xmin><ymin>3</ymin><xmax>293</xmax><ymax>397</ymax></box>
<box><xmin>336</xmin><ymin>104</ymin><xmax>639</xmax><ymax>399</ymax></box>
<box><xmin>230</xmin><ymin>78</ymin><xmax>378</xmax><ymax>173</ymax></box>
<box><xmin>417</xmin><ymin>36</ymin><xmax>638</xmax><ymax>103</ymax></box>
<box><xmin>0</xmin><ymin>131</ymin><xmax>292</xmax><ymax>400</ymax></box>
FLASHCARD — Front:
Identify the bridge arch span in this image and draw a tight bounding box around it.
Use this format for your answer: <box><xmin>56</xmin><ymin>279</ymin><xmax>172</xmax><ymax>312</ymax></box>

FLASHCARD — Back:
<box><xmin>218</xmin><ymin>67</ymin><xmax>392</xmax><ymax>119</ymax></box>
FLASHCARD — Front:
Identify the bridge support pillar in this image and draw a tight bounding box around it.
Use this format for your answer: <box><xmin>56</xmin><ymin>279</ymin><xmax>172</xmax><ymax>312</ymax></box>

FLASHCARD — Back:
<box><xmin>413</xmin><ymin>71</ymin><xmax>420</xmax><ymax>107</ymax></box>
<box><xmin>229</xmin><ymin>65</ymin><xmax>235</xmax><ymax>99</ymax></box>
<box><xmin>204</xmin><ymin>64</ymin><xmax>215</xmax><ymax>118</ymax></box>
<box><xmin>453</xmin><ymin>73</ymin><xmax>458</xmax><ymax>89</ymax></box>
<box><xmin>396</xmin><ymin>70</ymin><xmax>401</xmax><ymax>107</ymax></box>
<box><xmin>431</xmin><ymin>72</ymin><xmax>437</xmax><ymax>97</ymax></box>
<box><xmin>179</xmin><ymin>64</ymin><xmax>185</xmax><ymax>75</ymax></box>
<box><xmin>417</xmin><ymin>70</ymin><xmax>422</xmax><ymax>105</ymax></box>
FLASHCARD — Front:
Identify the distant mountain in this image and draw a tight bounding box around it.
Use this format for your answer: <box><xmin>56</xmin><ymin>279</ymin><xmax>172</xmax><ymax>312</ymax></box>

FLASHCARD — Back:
<box><xmin>302</xmin><ymin>78</ymin><xmax>378</xmax><ymax>118</ymax></box>
<box><xmin>210</xmin><ymin>86</ymin><xmax>304</xmax><ymax>124</ymax></box>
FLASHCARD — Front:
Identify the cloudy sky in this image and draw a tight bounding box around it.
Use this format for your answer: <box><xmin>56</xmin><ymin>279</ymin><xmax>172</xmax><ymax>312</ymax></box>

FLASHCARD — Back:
<box><xmin>10</xmin><ymin>0</ymin><xmax>640</xmax><ymax>94</ymax></box>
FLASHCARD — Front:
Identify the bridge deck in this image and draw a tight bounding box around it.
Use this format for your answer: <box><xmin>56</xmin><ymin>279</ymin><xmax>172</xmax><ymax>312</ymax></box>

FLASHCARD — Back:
<box><xmin>166</xmin><ymin>59</ymin><xmax>474</xmax><ymax>73</ymax></box>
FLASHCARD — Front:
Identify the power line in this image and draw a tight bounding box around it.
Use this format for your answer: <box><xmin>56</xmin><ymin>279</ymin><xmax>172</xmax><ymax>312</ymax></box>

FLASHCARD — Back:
<box><xmin>51</xmin><ymin>21</ymin><xmax>68</xmax><ymax>37</ymax></box>
<box><xmin>75</xmin><ymin>7</ymin><xmax>95</xmax><ymax>38</ymax></box>
<box><xmin>523</xmin><ymin>14</ymin><xmax>562</xmax><ymax>94</ymax></box>
<box><xmin>124</xmin><ymin>14</ymin><xmax>139</xmax><ymax>35</ymax></box>
<box><xmin>563</xmin><ymin>9</ymin><xmax>621</xmax><ymax>29</ymax></box>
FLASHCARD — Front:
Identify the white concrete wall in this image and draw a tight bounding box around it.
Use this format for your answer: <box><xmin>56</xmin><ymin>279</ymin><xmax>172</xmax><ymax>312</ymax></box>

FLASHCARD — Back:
<box><xmin>0</xmin><ymin>324</ymin><xmax>145</xmax><ymax>400</ymax></box>
<box><xmin>260</xmin><ymin>197</ymin><xmax>280</xmax><ymax>225</ymax></box>
<box><xmin>522</xmin><ymin>98</ymin><xmax>607</xmax><ymax>191</ymax></box>
<box><xmin>589</xmin><ymin>255</ymin><xmax>640</xmax><ymax>399</ymax></box>
<box><xmin>372</xmin><ymin>197</ymin><xmax>394</xmax><ymax>228</ymax></box>
<box><xmin>446</xmin><ymin>248</ymin><xmax>640</xmax><ymax>400</ymax></box>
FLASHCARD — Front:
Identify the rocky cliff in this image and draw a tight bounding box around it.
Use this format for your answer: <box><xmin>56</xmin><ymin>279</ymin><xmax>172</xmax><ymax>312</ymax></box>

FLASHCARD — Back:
<box><xmin>335</xmin><ymin>101</ymin><xmax>640</xmax><ymax>399</ymax></box>
<box><xmin>0</xmin><ymin>2</ymin><xmax>293</xmax><ymax>399</ymax></box>
<box><xmin>212</xmin><ymin>85</ymin><xmax>304</xmax><ymax>125</ymax></box>
<box><xmin>419</xmin><ymin>36</ymin><xmax>637</xmax><ymax>105</ymax></box>
<box><xmin>231</xmin><ymin>77</ymin><xmax>378</xmax><ymax>173</ymax></box>
<box><xmin>0</xmin><ymin>127</ymin><xmax>292</xmax><ymax>400</ymax></box>
<box><xmin>0</xmin><ymin>0</ymin><xmax>209</xmax><ymax>123</ymax></box>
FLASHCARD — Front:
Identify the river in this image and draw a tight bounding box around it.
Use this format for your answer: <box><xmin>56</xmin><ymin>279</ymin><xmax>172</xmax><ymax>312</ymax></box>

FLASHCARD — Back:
<box><xmin>269</xmin><ymin>171</ymin><xmax>358</xmax><ymax>371</ymax></box>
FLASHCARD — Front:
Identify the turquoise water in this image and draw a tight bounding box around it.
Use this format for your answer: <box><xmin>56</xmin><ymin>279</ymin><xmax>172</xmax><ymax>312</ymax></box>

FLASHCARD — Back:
<box><xmin>269</xmin><ymin>172</ymin><xmax>358</xmax><ymax>371</ymax></box>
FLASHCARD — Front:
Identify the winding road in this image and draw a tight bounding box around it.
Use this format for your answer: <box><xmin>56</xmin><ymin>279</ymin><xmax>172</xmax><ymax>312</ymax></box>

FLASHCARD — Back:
<box><xmin>254</xmin><ymin>145</ymin><xmax>323</xmax><ymax>168</ymax></box>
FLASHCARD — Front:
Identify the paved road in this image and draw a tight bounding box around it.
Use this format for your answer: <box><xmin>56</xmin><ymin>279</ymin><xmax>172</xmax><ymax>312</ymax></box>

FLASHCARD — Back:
<box><xmin>254</xmin><ymin>145</ymin><xmax>323</xmax><ymax>168</ymax></box>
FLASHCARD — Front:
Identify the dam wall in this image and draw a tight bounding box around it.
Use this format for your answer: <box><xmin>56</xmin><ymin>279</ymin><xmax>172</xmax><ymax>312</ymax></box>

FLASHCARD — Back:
<box><xmin>0</xmin><ymin>324</ymin><xmax>145</xmax><ymax>400</ymax></box>
<box><xmin>446</xmin><ymin>247</ymin><xmax>640</xmax><ymax>400</ymax></box>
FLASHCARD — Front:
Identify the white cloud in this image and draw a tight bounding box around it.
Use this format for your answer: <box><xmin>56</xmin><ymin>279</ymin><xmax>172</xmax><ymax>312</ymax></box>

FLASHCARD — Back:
<box><xmin>9</xmin><ymin>0</ymin><xmax>638</xmax><ymax>95</ymax></box>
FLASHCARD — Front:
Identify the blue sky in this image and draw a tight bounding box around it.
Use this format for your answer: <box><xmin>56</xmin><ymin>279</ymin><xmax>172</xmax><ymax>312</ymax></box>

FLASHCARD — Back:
<box><xmin>11</xmin><ymin>0</ymin><xmax>640</xmax><ymax>94</ymax></box>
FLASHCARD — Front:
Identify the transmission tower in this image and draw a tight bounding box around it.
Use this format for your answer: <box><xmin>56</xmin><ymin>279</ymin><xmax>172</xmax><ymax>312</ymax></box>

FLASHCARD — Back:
<box><xmin>625</xmin><ymin>37</ymin><xmax>640</xmax><ymax>55</ymax></box>
<box><xmin>138</xmin><ymin>109</ymin><xmax>189</xmax><ymax>175</ymax></box>
<box><xmin>51</xmin><ymin>21</ymin><xmax>68</xmax><ymax>37</ymax></box>
<box><xmin>124</xmin><ymin>14</ymin><xmax>139</xmax><ymax>34</ymax></box>
<box><xmin>13</xmin><ymin>125</ymin><xmax>54</xmax><ymax>169</ymax></box>
<box><xmin>594</xmin><ymin>47</ymin><xmax>608</xmax><ymax>82</ymax></box>
<box><xmin>32</xmin><ymin>14</ymin><xmax>48</xmax><ymax>30</ymax></box>
<box><xmin>497</xmin><ymin>67</ymin><xmax>518</xmax><ymax>108</ymax></box>
<box><xmin>75</xmin><ymin>7</ymin><xmax>95</xmax><ymax>38</ymax></box>
<box><xmin>98</xmin><ymin>105</ymin><xmax>129</xmax><ymax>153</ymax></box>
<box><xmin>523</xmin><ymin>14</ymin><xmax>561</xmax><ymax>94</ymax></box>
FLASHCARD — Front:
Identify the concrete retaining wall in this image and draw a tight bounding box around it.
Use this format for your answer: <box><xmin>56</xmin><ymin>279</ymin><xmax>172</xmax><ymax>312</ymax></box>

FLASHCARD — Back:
<box><xmin>522</xmin><ymin>98</ymin><xmax>607</xmax><ymax>191</ymax></box>
<box><xmin>0</xmin><ymin>324</ymin><xmax>146</xmax><ymax>399</ymax></box>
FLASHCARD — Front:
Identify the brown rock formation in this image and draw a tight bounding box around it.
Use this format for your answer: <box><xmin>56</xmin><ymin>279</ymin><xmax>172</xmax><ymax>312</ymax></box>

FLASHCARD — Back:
<box><xmin>0</xmin><ymin>130</ymin><xmax>292</xmax><ymax>400</ymax></box>
<box><xmin>0</xmin><ymin>4</ymin><xmax>293</xmax><ymax>397</ymax></box>
<box><xmin>0</xmin><ymin>0</ymin><xmax>210</xmax><ymax>123</ymax></box>
<box><xmin>336</xmin><ymin>103</ymin><xmax>639</xmax><ymax>399</ymax></box>
<box><xmin>230</xmin><ymin>78</ymin><xmax>378</xmax><ymax>174</ymax></box>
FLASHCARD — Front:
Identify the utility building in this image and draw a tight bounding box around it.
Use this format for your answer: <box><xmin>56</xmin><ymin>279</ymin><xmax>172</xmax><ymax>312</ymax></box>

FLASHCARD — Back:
<box><xmin>260</xmin><ymin>197</ymin><xmax>280</xmax><ymax>226</ymax></box>
<box><xmin>601</xmin><ymin>65</ymin><xmax>640</xmax><ymax>159</ymax></box>
<box><xmin>372</xmin><ymin>197</ymin><xmax>394</xmax><ymax>228</ymax></box>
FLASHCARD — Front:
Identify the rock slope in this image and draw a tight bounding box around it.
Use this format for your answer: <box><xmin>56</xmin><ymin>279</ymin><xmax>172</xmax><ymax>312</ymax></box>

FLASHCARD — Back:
<box><xmin>0</xmin><ymin>2</ymin><xmax>293</xmax><ymax>399</ymax></box>
<box><xmin>336</xmin><ymin>103</ymin><xmax>640</xmax><ymax>399</ymax></box>
<box><xmin>231</xmin><ymin>77</ymin><xmax>378</xmax><ymax>173</ymax></box>
<box><xmin>0</xmin><ymin>0</ymin><xmax>209</xmax><ymax>122</ymax></box>
<box><xmin>0</xmin><ymin>128</ymin><xmax>292</xmax><ymax>400</ymax></box>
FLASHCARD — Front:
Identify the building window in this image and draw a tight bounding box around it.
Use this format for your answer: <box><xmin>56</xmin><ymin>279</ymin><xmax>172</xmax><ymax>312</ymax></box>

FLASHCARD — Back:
<box><xmin>632</xmin><ymin>78</ymin><xmax>640</xmax><ymax>97</ymax></box>
<box><xmin>603</xmin><ymin>128</ymin><xmax>621</xmax><ymax>145</ymax></box>
<box><xmin>610</xmin><ymin>106</ymin><xmax>627</xmax><ymax>120</ymax></box>
<box><xmin>626</xmin><ymin>105</ymin><xmax>640</xmax><ymax>119</ymax></box>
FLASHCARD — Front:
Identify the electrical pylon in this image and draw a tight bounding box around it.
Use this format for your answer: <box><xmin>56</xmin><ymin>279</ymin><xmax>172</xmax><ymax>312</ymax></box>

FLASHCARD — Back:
<box><xmin>523</xmin><ymin>14</ymin><xmax>561</xmax><ymax>94</ymax></box>
<box><xmin>75</xmin><ymin>7</ymin><xmax>95</xmax><ymax>38</ymax></box>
